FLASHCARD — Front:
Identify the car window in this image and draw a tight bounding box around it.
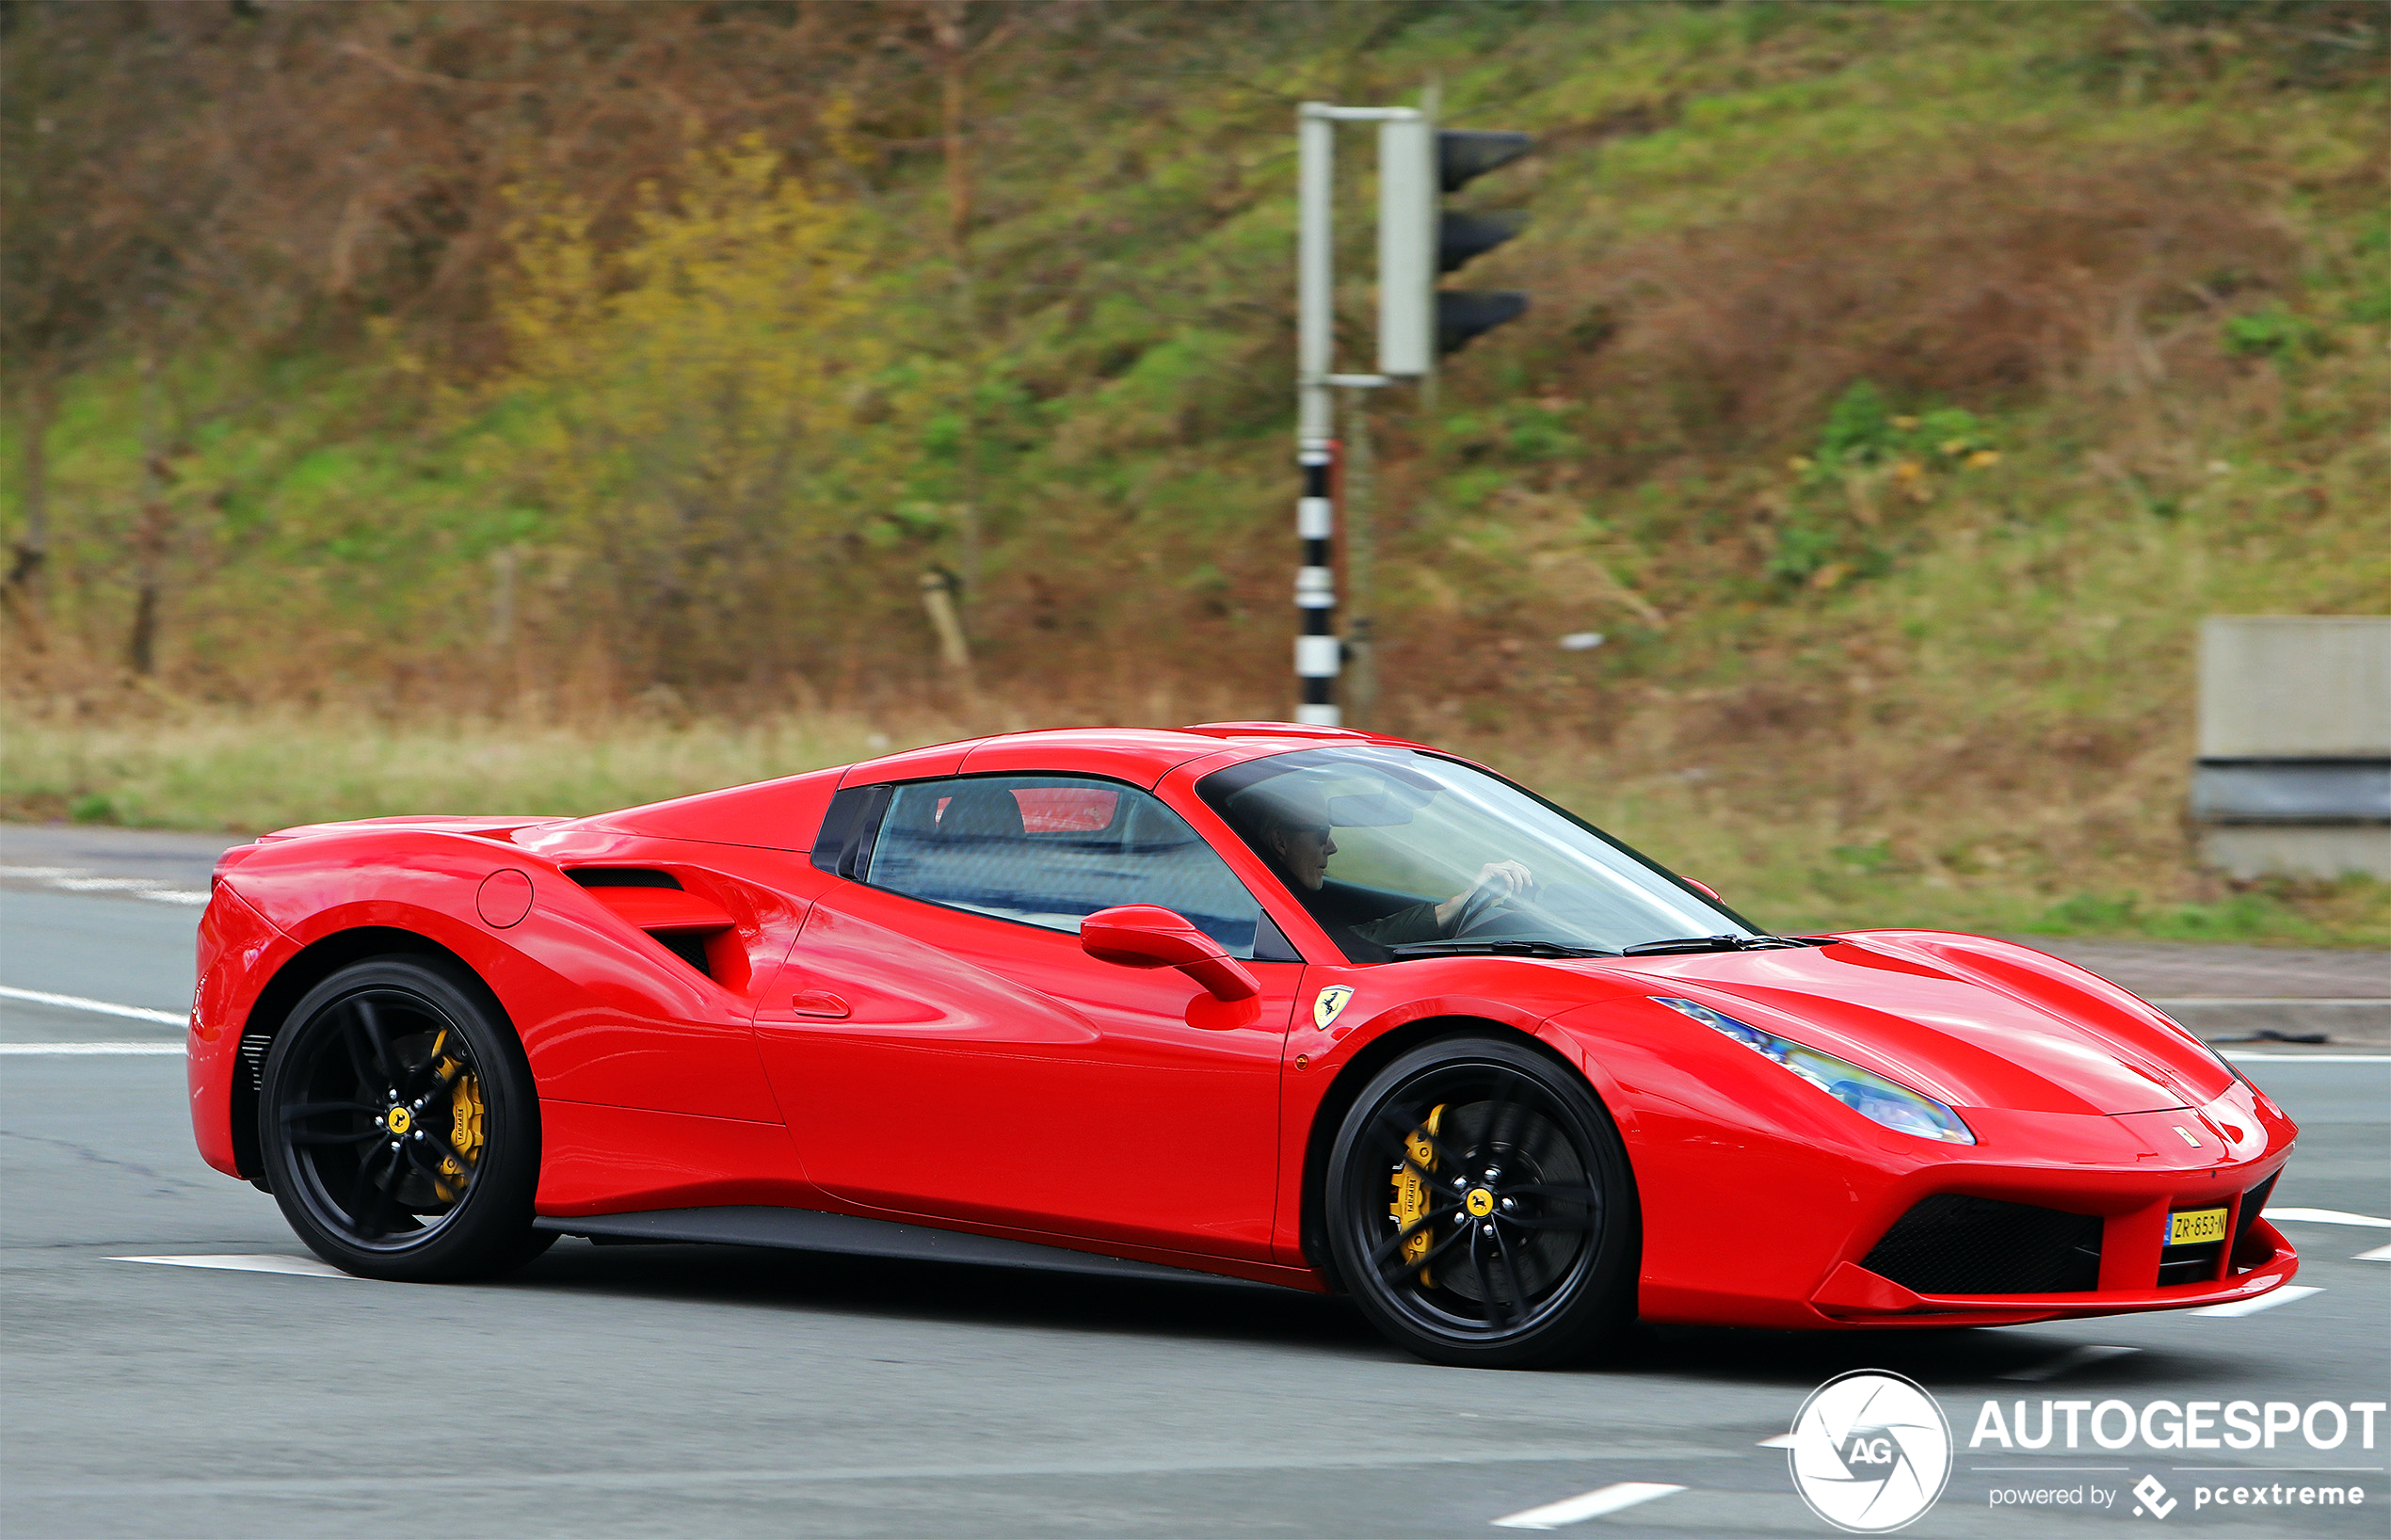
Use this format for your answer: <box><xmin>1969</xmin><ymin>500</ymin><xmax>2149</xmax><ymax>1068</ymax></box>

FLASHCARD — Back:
<box><xmin>863</xmin><ymin>776</ymin><xmax>1265</xmax><ymax>957</ymax></box>
<box><xmin>1198</xmin><ymin>746</ymin><xmax>1755</xmax><ymax>961</ymax></box>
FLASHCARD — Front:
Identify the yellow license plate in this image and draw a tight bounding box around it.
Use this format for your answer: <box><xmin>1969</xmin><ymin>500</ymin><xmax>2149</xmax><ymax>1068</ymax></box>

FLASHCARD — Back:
<box><xmin>2169</xmin><ymin>1208</ymin><xmax>2228</xmax><ymax>1247</ymax></box>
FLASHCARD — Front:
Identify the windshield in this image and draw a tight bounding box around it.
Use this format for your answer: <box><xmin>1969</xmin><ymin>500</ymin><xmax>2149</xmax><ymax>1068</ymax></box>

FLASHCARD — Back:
<box><xmin>1196</xmin><ymin>746</ymin><xmax>1757</xmax><ymax>961</ymax></box>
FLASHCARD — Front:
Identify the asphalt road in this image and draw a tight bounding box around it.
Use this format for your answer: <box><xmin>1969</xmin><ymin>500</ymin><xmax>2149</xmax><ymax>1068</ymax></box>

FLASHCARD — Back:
<box><xmin>2</xmin><ymin>876</ymin><xmax>2386</xmax><ymax>1538</ymax></box>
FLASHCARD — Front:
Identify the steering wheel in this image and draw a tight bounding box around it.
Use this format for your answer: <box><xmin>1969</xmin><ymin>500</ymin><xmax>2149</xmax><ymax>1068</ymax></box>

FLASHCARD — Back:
<box><xmin>1451</xmin><ymin>882</ymin><xmax>1512</xmax><ymax>938</ymax></box>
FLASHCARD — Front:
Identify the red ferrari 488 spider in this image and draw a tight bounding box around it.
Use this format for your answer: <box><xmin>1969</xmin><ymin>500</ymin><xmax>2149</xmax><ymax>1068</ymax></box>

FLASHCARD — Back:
<box><xmin>188</xmin><ymin>723</ymin><xmax>2299</xmax><ymax>1367</ymax></box>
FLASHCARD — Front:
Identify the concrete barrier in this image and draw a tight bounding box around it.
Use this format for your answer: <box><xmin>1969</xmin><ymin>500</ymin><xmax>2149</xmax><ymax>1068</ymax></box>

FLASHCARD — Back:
<box><xmin>2195</xmin><ymin>617</ymin><xmax>2390</xmax><ymax>881</ymax></box>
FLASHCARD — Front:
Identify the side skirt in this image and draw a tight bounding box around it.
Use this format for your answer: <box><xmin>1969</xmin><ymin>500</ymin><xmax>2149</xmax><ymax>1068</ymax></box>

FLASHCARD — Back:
<box><xmin>534</xmin><ymin>1205</ymin><xmax>1278</xmax><ymax>1290</ymax></box>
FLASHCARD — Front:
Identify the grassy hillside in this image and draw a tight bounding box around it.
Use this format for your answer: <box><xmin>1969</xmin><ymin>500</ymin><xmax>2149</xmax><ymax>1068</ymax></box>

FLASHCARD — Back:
<box><xmin>5</xmin><ymin>1</ymin><xmax>2385</xmax><ymax>944</ymax></box>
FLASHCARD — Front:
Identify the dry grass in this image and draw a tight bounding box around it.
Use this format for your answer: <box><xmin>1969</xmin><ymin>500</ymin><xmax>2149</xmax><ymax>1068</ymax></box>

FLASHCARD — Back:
<box><xmin>0</xmin><ymin>700</ymin><xmax>918</xmax><ymax>832</ymax></box>
<box><xmin>5</xmin><ymin>695</ymin><xmax>2382</xmax><ymax>947</ymax></box>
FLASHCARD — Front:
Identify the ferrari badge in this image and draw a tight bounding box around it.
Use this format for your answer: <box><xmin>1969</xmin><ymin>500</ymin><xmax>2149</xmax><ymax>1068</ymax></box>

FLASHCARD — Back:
<box><xmin>1313</xmin><ymin>986</ymin><xmax>1355</xmax><ymax>1030</ymax></box>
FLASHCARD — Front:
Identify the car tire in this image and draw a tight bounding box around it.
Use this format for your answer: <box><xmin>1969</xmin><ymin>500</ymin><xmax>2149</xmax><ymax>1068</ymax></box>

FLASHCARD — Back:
<box><xmin>258</xmin><ymin>954</ymin><xmax>552</xmax><ymax>1282</ymax></box>
<box><xmin>1325</xmin><ymin>1034</ymin><xmax>1638</xmax><ymax>1369</ymax></box>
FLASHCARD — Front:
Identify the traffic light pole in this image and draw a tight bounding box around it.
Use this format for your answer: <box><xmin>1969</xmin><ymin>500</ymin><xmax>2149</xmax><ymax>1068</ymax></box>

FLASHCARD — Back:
<box><xmin>1293</xmin><ymin>103</ymin><xmax>1416</xmax><ymax>728</ymax></box>
<box><xmin>1293</xmin><ymin>99</ymin><xmax>1527</xmax><ymax>727</ymax></box>
<box><xmin>1294</xmin><ymin>106</ymin><xmax>1340</xmax><ymax>726</ymax></box>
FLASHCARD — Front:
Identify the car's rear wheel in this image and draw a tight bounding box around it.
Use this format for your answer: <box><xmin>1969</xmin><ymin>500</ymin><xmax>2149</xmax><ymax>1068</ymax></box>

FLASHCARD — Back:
<box><xmin>1325</xmin><ymin>1035</ymin><xmax>1637</xmax><ymax>1369</ymax></box>
<box><xmin>258</xmin><ymin>955</ymin><xmax>551</xmax><ymax>1281</ymax></box>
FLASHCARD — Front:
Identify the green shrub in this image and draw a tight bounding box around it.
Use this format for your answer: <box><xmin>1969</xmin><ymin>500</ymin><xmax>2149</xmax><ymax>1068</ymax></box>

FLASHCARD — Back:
<box><xmin>2223</xmin><ymin>304</ymin><xmax>2325</xmax><ymax>358</ymax></box>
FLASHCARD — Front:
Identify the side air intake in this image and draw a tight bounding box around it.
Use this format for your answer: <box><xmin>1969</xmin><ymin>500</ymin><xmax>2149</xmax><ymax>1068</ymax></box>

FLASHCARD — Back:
<box><xmin>569</xmin><ymin>871</ymin><xmax>735</xmax><ymax>982</ymax></box>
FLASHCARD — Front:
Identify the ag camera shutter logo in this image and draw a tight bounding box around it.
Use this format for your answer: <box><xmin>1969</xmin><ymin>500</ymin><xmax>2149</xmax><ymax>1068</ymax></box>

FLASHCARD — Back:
<box><xmin>1789</xmin><ymin>1370</ymin><xmax>1954</xmax><ymax>1532</ymax></box>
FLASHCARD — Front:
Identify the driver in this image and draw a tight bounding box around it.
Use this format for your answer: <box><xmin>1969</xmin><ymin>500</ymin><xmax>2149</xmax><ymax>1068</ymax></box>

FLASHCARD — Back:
<box><xmin>1247</xmin><ymin>787</ymin><xmax>1533</xmax><ymax>945</ymax></box>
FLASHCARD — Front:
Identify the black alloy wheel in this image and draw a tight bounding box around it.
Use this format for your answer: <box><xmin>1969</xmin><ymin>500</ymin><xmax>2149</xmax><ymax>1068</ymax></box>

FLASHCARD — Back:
<box><xmin>258</xmin><ymin>955</ymin><xmax>551</xmax><ymax>1282</ymax></box>
<box><xmin>1325</xmin><ymin>1035</ymin><xmax>1637</xmax><ymax>1369</ymax></box>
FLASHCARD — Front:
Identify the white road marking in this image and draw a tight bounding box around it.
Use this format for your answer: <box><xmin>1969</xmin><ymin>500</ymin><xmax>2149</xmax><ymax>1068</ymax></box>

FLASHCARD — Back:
<box><xmin>1756</xmin><ymin>1434</ymin><xmax>1798</xmax><ymax>1449</ymax></box>
<box><xmin>0</xmin><ymin>865</ymin><xmax>210</xmax><ymax>906</ymax></box>
<box><xmin>2355</xmin><ymin>1243</ymin><xmax>2391</xmax><ymax>1262</ymax></box>
<box><xmin>1998</xmin><ymin>1344</ymin><xmax>2140</xmax><ymax>1382</ymax></box>
<box><xmin>109</xmin><ymin>1255</ymin><xmax>359</xmax><ymax>1279</ymax></box>
<box><xmin>0</xmin><ymin>1042</ymin><xmax>182</xmax><ymax>1055</ymax></box>
<box><xmin>16</xmin><ymin>1455</ymin><xmax>1673</xmax><ymax>1504</ymax></box>
<box><xmin>2223</xmin><ymin>1052</ymin><xmax>2391</xmax><ymax>1063</ymax></box>
<box><xmin>2266</xmin><ymin>1208</ymin><xmax>2391</xmax><ymax>1228</ymax></box>
<box><xmin>1491</xmin><ymin>1482</ymin><xmax>1685</xmax><ymax>1529</ymax></box>
<box><xmin>0</xmin><ymin>985</ymin><xmax>185</xmax><ymax>1025</ymax></box>
<box><xmin>2188</xmin><ymin>1285</ymin><xmax>2323</xmax><ymax>1319</ymax></box>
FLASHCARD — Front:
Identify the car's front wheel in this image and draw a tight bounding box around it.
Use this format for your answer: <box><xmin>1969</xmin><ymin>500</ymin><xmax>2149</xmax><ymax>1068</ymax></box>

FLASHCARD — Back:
<box><xmin>258</xmin><ymin>955</ymin><xmax>551</xmax><ymax>1281</ymax></box>
<box><xmin>1325</xmin><ymin>1035</ymin><xmax>1637</xmax><ymax>1368</ymax></box>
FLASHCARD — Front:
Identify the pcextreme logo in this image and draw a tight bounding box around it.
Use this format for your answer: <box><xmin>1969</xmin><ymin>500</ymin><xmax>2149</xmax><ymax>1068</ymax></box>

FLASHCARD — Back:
<box><xmin>1789</xmin><ymin>1370</ymin><xmax>1955</xmax><ymax>1532</ymax></box>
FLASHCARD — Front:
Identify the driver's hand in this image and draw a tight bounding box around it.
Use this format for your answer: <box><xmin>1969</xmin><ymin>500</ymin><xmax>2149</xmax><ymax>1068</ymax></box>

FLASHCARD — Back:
<box><xmin>1433</xmin><ymin>860</ymin><xmax>1536</xmax><ymax>932</ymax></box>
<box><xmin>1466</xmin><ymin>860</ymin><xmax>1535</xmax><ymax>906</ymax></box>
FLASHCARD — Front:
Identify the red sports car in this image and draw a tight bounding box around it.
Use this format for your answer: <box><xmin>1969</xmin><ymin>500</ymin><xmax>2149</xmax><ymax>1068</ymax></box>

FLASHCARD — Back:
<box><xmin>187</xmin><ymin>723</ymin><xmax>2299</xmax><ymax>1368</ymax></box>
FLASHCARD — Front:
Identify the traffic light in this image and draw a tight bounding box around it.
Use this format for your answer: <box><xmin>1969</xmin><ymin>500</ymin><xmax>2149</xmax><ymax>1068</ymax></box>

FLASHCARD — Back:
<box><xmin>1378</xmin><ymin>123</ymin><xmax>1532</xmax><ymax>375</ymax></box>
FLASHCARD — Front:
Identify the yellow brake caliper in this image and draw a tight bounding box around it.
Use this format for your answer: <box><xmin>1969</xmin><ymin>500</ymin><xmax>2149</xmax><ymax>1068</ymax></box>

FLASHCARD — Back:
<box><xmin>432</xmin><ymin>1036</ymin><xmax>486</xmax><ymax>1202</ymax></box>
<box><xmin>1389</xmin><ymin>1104</ymin><xmax>1445</xmax><ymax>1285</ymax></box>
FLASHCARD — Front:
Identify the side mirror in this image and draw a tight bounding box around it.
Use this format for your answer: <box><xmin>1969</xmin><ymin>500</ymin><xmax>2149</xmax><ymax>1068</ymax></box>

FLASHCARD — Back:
<box><xmin>1683</xmin><ymin>878</ymin><xmax>1722</xmax><ymax>903</ymax></box>
<box><xmin>1081</xmin><ymin>905</ymin><xmax>1260</xmax><ymax>1002</ymax></box>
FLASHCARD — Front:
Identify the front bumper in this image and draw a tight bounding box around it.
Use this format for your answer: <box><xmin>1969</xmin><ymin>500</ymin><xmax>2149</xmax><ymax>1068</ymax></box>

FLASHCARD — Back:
<box><xmin>1551</xmin><ymin>1001</ymin><xmax>2304</xmax><ymax>1332</ymax></box>
<box><xmin>1789</xmin><ymin>1093</ymin><xmax>2300</xmax><ymax>1327</ymax></box>
<box><xmin>1809</xmin><ymin>1217</ymin><xmax>2300</xmax><ymax>1327</ymax></box>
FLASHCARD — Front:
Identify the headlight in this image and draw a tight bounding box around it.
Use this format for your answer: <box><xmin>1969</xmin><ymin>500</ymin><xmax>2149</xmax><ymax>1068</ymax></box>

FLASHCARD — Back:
<box><xmin>1652</xmin><ymin>996</ymin><xmax>1975</xmax><ymax>1145</ymax></box>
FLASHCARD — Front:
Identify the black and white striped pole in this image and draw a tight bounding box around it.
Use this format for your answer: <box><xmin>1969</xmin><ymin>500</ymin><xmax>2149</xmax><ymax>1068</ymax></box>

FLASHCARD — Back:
<box><xmin>1293</xmin><ymin>441</ymin><xmax>1337</xmax><ymax>725</ymax></box>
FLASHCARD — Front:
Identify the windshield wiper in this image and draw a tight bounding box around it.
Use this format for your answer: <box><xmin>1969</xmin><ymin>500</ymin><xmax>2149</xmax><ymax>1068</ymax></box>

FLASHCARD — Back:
<box><xmin>1389</xmin><ymin>933</ymin><xmax>1837</xmax><ymax>961</ymax></box>
<box><xmin>1619</xmin><ymin>934</ymin><xmax>1745</xmax><ymax>955</ymax></box>
<box><xmin>1388</xmin><ymin>939</ymin><xmax>1617</xmax><ymax>960</ymax></box>
<box><xmin>1621</xmin><ymin>934</ymin><xmax>1837</xmax><ymax>955</ymax></box>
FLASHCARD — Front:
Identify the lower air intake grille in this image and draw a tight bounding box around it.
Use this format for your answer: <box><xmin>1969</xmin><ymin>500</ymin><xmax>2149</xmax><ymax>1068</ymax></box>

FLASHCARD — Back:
<box><xmin>2232</xmin><ymin>1173</ymin><xmax>2280</xmax><ymax>1269</ymax></box>
<box><xmin>2158</xmin><ymin>1240</ymin><xmax>2223</xmax><ymax>1288</ymax></box>
<box><xmin>1862</xmin><ymin>1195</ymin><xmax>2103</xmax><ymax>1295</ymax></box>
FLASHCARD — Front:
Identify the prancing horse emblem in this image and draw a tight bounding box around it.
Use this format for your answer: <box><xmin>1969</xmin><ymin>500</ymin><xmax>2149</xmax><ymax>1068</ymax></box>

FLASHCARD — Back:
<box><xmin>1313</xmin><ymin>986</ymin><xmax>1356</xmax><ymax>1031</ymax></box>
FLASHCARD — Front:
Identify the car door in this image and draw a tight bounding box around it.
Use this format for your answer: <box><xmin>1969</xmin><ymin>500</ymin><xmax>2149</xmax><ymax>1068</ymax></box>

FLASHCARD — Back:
<box><xmin>751</xmin><ymin>774</ymin><xmax>1302</xmax><ymax>1263</ymax></box>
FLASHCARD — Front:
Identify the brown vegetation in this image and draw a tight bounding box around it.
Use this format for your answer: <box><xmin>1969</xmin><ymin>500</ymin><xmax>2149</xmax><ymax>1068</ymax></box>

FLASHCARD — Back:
<box><xmin>3</xmin><ymin>2</ymin><xmax>2383</xmax><ymax>941</ymax></box>
<box><xmin>1538</xmin><ymin>151</ymin><xmax>2302</xmax><ymax>466</ymax></box>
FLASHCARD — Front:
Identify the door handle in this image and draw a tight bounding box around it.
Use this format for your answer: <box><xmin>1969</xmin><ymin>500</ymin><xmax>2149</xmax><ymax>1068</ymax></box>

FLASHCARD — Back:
<box><xmin>790</xmin><ymin>989</ymin><xmax>851</xmax><ymax>1019</ymax></box>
